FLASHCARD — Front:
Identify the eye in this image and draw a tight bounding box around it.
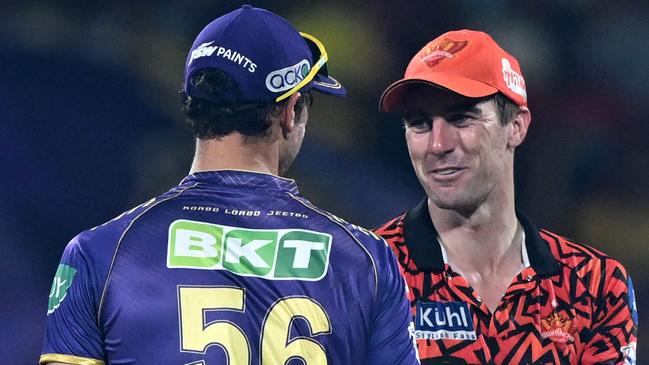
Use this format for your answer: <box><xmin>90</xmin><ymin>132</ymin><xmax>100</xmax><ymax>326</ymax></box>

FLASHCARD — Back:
<box><xmin>447</xmin><ymin>113</ymin><xmax>474</xmax><ymax>126</ymax></box>
<box><xmin>403</xmin><ymin>117</ymin><xmax>431</xmax><ymax>132</ymax></box>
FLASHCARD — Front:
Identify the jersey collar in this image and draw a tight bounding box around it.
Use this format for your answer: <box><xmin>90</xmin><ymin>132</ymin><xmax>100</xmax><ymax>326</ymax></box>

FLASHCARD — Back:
<box><xmin>403</xmin><ymin>198</ymin><xmax>560</xmax><ymax>276</ymax></box>
<box><xmin>181</xmin><ymin>169</ymin><xmax>300</xmax><ymax>194</ymax></box>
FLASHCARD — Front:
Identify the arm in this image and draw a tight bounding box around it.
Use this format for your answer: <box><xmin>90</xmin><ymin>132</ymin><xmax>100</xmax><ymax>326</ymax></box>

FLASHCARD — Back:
<box><xmin>580</xmin><ymin>261</ymin><xmax>637</xmax><ymax>364</ymax></box>
<box><xmin>364</xmin><ymin>239</ymin><xmax>419</xmax><ymax>365</ymax></box>
<box><xmin>40</xmin><ymin>234</ymin><xmax>106</xmax><ymax>365</ymax></box>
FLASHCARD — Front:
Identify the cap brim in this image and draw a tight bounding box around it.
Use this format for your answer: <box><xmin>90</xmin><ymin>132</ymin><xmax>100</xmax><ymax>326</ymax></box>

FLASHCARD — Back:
<box><xmin>310</xmin><ymin>74</ymin><xmax>347</xmax><ymax>97</ymax></box>
<box><xmin>379</xmin><ymin>72</ymin><xmax>498</xmax><ymax>112</ymax></box>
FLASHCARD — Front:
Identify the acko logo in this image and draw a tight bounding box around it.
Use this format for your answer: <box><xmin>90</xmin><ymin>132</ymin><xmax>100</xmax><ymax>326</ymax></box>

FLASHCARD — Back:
<box><xmin>266</xmin><ymin>59</ymin><xmax>310</xmax><ymax>92</ymax></box>
<box><xmin>47</xmin><ymin>264</ymin><xmax>77</xmax><ymax>315</ymax></box>
<box><xmin>167</xmin><ymin>219</ymin><xmax>331</xmax><ymax>280</ymax></box>
<box><xmin>414</xmin><ymin>301</ymin><xmax>476</xmax><ymax>341</ymax></box>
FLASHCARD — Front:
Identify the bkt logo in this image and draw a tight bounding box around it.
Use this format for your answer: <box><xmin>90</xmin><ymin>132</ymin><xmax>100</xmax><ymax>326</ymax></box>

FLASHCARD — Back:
<box><xmin>414</xmin><ymin>301</ymin><xmax>477</xmax><ymax>341</ymax></box>
<box><xmin>266</xmin><ymin>59</ymin><xmax>310</xmax><ymax>92</ymax></box>
<box><xmin>167</xmin><ymin>219</ymin><xmax>331</xmax><ymax>280</ymax></box>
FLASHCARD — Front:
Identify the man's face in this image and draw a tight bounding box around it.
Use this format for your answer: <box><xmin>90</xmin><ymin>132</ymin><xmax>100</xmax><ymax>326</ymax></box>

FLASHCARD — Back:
<box><xmin>404</xmin><ymin>87</ymin><xmax>516</xmax><ymax>213</ymax></box>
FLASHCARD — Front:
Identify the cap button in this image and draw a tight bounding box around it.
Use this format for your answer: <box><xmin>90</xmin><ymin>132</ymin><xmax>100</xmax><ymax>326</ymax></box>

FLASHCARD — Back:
<box><xmin>242</xmin><ymin>4</ymin><xmax>252</xmax><ymax>9</ymax></box>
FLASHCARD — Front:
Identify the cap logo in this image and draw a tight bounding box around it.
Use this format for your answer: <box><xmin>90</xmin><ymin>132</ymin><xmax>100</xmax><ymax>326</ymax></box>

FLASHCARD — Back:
<box><xmin>266</xmin><ymin>59</ymin><xmax>310</xmax><ymax>93</ymax></box>
<box><xmin>501</xmin><ymin>58</ymin><xmax>526</xmax><ymax>101</ymax></box>
<box><xmin>189</xmin><ymin>41</ymin><xmax>257</xmax><ymax>73</ymax></box>
<box><xmin>419</xmin><ymin>38</ymin><xmax>468</xmax><ymax>67</ymax></box>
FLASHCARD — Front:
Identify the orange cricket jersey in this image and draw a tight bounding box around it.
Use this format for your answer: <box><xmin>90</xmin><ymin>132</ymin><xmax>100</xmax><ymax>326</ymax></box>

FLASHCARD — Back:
<box><xmin>374</xmin><ymin>199</ymin><xmax>637</xmax><ymax>365</ymax></box>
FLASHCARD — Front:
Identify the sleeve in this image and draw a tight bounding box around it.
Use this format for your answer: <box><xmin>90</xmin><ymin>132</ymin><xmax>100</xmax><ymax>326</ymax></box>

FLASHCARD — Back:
<box><xmin>580</xmin><ymin>261</ymin><xmax>637</xmax><ymax>365</ymax></box>
<box><xmin>40</xmin><ymin>234</ymin><xmax>105</xmax><ymax>365</ymax></box>
<box><xmin>364</xmin><ymin>239</ymin><xmax>419</xmax><ymax>365</ymax></box>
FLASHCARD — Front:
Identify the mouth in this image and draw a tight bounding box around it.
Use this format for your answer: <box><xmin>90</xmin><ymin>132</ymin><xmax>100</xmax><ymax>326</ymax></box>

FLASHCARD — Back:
<box><xmin>429</xmin><ymin>167</ymin><xmax>466</xmax><ymax>179</ymax></box>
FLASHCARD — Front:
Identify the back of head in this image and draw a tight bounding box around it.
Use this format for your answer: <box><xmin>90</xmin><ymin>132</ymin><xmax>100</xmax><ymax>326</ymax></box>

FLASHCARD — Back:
<box><xmin>180</xmin><ymin>5</ymin><xmax>347</xmax><ymax>140</ymax></box>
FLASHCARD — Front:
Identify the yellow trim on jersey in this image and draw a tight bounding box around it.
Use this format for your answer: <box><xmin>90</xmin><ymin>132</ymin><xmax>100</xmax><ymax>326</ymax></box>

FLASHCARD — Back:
<box><xmin>40</xmin><ymin>353</ymin><xmax>105</xmax><ymax>365</ymax></box>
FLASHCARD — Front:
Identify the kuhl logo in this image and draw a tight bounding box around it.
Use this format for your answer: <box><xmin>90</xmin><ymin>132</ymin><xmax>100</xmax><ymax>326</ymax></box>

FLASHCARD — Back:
<box><xmin>167</xmin><ymin>220</ymin><xmax>331</xmax><ymax>281</ymax></box>
<box><xmin>266</xmin><ymin>59</ymin><xmax>310</xmax><ymax>92</ymax></box>
<box><xmin>414</xmin><ymin>301</ymin><xmax>476</xmax><ymax>341</ymax></box>
<box><xmin>47</xmin><ymin>264</ymin><xmax>77</xmax><ymax>315</ymax></box>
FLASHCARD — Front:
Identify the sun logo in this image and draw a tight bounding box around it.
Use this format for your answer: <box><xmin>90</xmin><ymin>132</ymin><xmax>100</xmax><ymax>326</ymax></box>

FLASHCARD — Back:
<box><xmin>540</xmin><ymin>312</ymin><xmax>575</xmax><ymax>343</ymax></box>
<box><xmin>419</xmin><ymin>38</ymin><xmax>468</xmax><ymax>67</ymax></box>
<box><xmin>542</xmin><ymin>312</ymin><xmax>571</xmax><ymax>332</ymax></box>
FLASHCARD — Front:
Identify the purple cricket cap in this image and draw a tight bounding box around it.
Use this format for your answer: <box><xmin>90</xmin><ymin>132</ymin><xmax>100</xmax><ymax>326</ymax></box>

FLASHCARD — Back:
<box><xmin>183</xmin><ymin>5</ymin><xmax>346</xmax><ymax>103</ymax></box>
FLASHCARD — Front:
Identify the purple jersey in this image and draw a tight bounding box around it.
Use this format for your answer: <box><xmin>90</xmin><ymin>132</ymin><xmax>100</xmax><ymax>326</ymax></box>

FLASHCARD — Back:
<box><xmin>41</xmin><ymin>170</ymin><xmax>418</xmax><ymax>365</ymax></box>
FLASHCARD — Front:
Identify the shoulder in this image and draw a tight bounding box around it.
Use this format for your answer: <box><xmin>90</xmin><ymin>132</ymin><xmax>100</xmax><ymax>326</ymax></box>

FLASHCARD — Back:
<box><xmin>372</xmin><ymin>214</ymin><xmax>406</xmax><ymax>259</ymax></box>
<box><xmin>69</xmin><ymin>183</ymin><xmax>196</xmax><ymax>262</ymax></box>
<box><xmin>63</xmin><ymin>197</ymin><xmax>158</xmax><ymax>266</ymax></box>
<box><xmin>540</xmin><ymin>229</ymin><xmax>631</xmax><ymax>296</ymax></box>
<box><xmin>287</xmin><ymin>194</ymin><xmax>387</xmax><ymax>248</ymax></box>
<box><xmin>373</xmin><ymin>214</ymin><xmax>406</xmax><ymax>238</ymax></box>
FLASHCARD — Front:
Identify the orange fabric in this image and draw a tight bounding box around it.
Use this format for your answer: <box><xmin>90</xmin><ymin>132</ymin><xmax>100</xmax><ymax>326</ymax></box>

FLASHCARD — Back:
<box><xmin>380</xmin><ymin>29</ymin><xmax>528</xmax><ymax>112</ymax></box>
<box><xmin>374</xmin><ymin>215</ymin><xmax>637</xmax><ymax>364</ymax></box>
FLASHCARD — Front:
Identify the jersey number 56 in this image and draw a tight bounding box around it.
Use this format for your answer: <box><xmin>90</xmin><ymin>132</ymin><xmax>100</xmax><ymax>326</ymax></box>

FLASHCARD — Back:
<box><xmin>178</xmin><ymin>286</ymin><xmax>331</xmax><ymax>365</ymax></box>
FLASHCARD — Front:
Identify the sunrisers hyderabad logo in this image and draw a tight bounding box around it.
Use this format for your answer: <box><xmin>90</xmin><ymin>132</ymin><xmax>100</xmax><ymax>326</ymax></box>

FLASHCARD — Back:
<box><xmin>541</xmin><ymin>312</ymin><xmax>575</xmax><ymax>343</ymax></box>
<box><xmin>419</xmin><ymin>38</ymin><xmax>468</xmax><ymax>67</ymax></box>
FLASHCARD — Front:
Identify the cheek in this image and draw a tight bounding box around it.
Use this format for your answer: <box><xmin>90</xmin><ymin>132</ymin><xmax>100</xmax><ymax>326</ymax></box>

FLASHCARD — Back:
<box><xmin>405</xmin><ymin>132</ymin><xmax>428</xmax><ymax>161</ymax></box>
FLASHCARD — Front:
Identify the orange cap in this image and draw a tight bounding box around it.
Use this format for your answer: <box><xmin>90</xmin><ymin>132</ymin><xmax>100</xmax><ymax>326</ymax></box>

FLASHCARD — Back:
<box><xmin>379</xmin><ymin>29</ymin><xmax>527</xmax><ymax>112</ymax></box>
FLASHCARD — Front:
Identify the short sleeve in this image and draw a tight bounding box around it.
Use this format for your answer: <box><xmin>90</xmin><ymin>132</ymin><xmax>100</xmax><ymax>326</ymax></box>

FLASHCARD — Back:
<box><xmin>40</xmin><ymin>234</ymin><xmax>105</xmax><ymax>365</ymax></box>
<box><xmin>580</xmin><ymin>261</ymin><xmax>637</xmax><ymax>365</ymax></box>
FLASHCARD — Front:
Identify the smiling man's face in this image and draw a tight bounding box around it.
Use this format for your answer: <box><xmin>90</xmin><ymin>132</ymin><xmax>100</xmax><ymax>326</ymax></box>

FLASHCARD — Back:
<box><xmin>404</xmin><ymin>87</ymin><xmax>516</xmax><ymax>213</ymax></box>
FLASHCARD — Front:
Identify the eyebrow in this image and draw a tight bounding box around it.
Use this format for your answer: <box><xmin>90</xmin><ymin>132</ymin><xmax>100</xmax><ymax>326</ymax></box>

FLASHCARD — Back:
<box><xmin>404</xmin><ymin>101</ymin><xmax>485</xmax><ymax>120</ymax></box>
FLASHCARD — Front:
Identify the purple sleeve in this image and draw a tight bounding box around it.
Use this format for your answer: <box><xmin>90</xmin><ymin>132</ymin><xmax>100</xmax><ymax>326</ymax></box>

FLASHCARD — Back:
<box><xmin>40</xmin><ymin>233</ymin><xmax>105</xmax><ymax>364</ymax></box>
<box><xmin>364</xmin><ymin>239</ymin><xmax>419</xmax><ymax>365</ymax></box>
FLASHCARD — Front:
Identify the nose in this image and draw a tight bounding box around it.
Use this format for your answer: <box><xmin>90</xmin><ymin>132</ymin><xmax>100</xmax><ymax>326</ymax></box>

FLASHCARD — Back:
<box><xmin>427</xmin><ymin>117</ymin><xmax>456</xmax><ymax>156</ymax></box>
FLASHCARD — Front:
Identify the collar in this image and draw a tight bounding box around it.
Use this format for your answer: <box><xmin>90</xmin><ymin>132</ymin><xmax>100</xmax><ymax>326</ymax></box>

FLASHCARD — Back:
<box><xmin>403</xmin><ymin>197</ymin><xmax>560</xmax><ymax>276</ymax></box>
<box><xmin>181</xmin><ymin>169</ymin><xmax>300</xmax><ymax>194</ymax></box>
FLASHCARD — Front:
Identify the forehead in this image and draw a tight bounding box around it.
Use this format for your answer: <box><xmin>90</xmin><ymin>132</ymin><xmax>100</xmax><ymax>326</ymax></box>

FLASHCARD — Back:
<box><xmin>403</xmin><ymin>85</ymin><xmax>495</xmax><ymax>116</ymax></box>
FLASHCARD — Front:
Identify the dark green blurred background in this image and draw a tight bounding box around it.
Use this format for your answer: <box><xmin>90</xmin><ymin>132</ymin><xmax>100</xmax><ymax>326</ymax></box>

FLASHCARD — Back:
<box><xmin>2</xmin><ymin>1</ymin><xmax>646</xmax><ymax>362</ymax></box>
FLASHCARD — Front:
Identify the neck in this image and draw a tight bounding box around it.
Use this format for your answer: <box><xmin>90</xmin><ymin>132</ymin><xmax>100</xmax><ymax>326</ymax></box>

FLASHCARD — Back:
<box><xmin>189</xmin><ymin>135</ymin><xmax>279</xmax><ymax>175</ymax></box>
<box><xmin>429</xmin><ymin>185</ymin><xmax>520</xmax><ymax>275</ymax></box>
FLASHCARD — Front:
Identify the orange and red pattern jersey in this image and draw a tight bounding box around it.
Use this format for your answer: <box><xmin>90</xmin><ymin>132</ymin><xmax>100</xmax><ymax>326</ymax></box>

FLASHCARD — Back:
<box><xmin>374</xmin><ymin>199</ymin><xmax>638</xmax><ymax>365</ymax></box>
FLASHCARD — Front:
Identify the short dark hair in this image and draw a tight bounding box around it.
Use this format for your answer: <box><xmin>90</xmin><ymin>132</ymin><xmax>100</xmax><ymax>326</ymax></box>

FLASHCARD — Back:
<box><xmin>180</xmin><ymin>69</ymin><xmax>311</xmax><ymax>140</ymax></box>
<box><xmin>493</xmin><ymin>92</ymin><xmax>520</xmax><ymax>126</ymax></box>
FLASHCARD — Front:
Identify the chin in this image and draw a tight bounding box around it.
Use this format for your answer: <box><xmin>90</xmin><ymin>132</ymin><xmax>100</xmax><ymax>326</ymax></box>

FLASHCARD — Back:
<box><xmin>428</xmin><ymin>192</ymin><xmax>480</xmax><ymax>213</ymax></box>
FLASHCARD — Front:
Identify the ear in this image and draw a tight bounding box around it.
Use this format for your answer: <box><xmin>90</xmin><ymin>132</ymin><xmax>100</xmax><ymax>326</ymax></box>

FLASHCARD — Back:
<box><xmin>280</xmin><ymin>92</ymin><xmax>301</xmax><ymax>139</ymax></box>
<box><xmin>507</xmin><ymin>106</ymin><xmax>531</xmax><ymax>150</ymax></box>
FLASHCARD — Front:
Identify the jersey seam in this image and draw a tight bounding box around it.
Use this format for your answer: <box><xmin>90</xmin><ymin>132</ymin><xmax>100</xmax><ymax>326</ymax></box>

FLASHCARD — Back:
<box><xmin>286</xmin><ymin>192</ymin><xmax>380</xmax><ymax>299</ymax></box>
<box><xmin>96</xmin><ymin>182</ymin><xmax>200</xmax><ymax>326</ymax></box>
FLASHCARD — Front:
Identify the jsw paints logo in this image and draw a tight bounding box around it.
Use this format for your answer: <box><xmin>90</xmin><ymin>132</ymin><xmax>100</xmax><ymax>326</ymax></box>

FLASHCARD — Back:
<box><xmin>266</xmin><ymin>59</ymin><xmax>310</xmax><ymax>92</ymax></box>
<box><xmin>414</xmin><ymin>301</ymin><xmax>477</xmax><ymax>341</ymax></box>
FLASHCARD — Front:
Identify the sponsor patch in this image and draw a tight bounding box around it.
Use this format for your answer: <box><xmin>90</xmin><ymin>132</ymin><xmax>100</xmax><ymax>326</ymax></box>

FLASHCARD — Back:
<box><xmin>265</xmin><ymin>59</ymin><xmax>310</xmax><ymax>92</ymax></box>
<box><xmin>188</xmin><ymin>41</ymin><xmax>257</xmax><ymax>72</ymax></box>
<box><xmin>501</xmin><ymin>58</ymin><xmax>527</xmax><ymax>100</ymax></box>
<box><xmin>167</xmin><ymin>219</ymin><xmax>331</xmax><ymax>281</ymax></box>
<box><xmin>47</xmin><ymin>264</ymin><xmax>77</xmax><ymax>315</ymax></box>
<box><xmin>414</xmin><ymin>301</ymin><xmax>476</xmax><ymax>341</ymax></box>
